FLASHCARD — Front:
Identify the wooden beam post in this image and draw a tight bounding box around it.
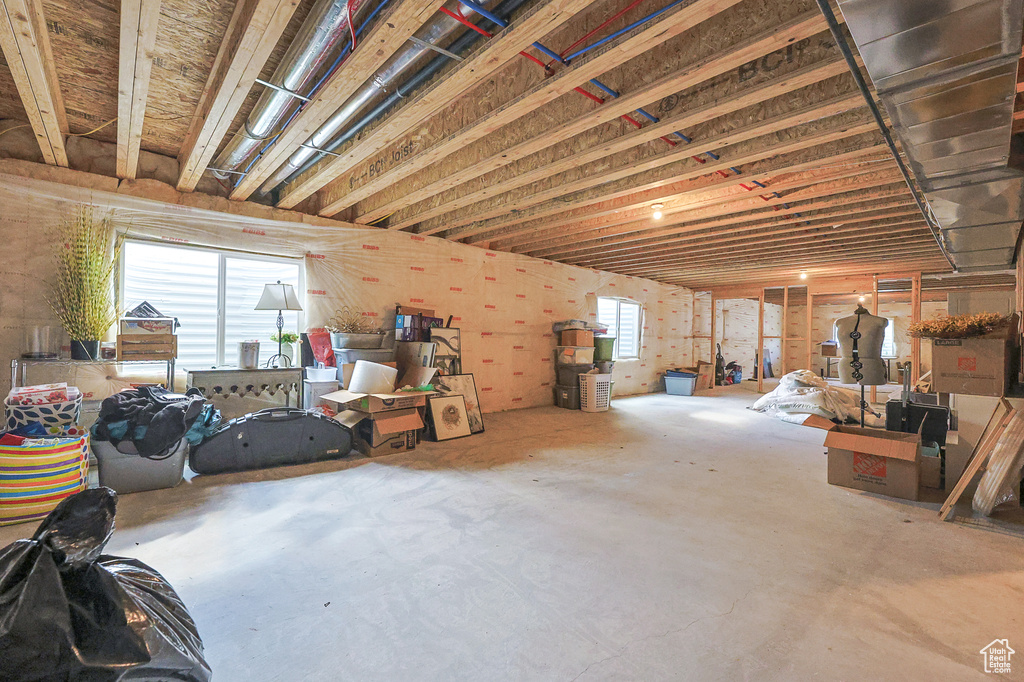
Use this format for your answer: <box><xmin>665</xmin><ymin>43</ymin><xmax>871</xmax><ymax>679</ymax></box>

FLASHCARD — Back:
<box><xmin>871</xmin><ymin>273</ymin><xmax>879</xmax><ymax>403</ymax></box>
<box><xmin>710</xmin><ymin>294</ymin><xmax>717</xmax><ymax>366</ymax></box>
<box><xmin>806</xmin><ymin>291</ymin><xmax>814</xmax><ymax>374</ymax></box>
<box><xmin>0</xmin><ymin>0</ymin><xmax>68</xmax><ymax>166</ymax></box>
<box><xmin>117</xmin><ymin>0</ymin><xmax>161</xmax><ymax>180</ymax></box>
<box><xmin>757</xmin><ymin>288</ymin><xmax>765</xmax><ymax>393</ymax></box>
<box><xmin>781</xmin><ymin>286</ymin><xmax>789</xmax><ymax>376</ymax></box>
<box><xmin>176</xmin><ymin>0</ymin><xmax>301</xmax><ymax>191</ymax></box>
<box><xmin>911</xmin><ymin>272</ymin><xmax>922</xmax><ymax>385</ymax></box>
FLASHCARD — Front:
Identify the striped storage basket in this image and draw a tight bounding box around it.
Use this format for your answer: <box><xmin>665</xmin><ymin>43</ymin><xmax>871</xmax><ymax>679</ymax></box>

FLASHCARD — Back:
<box><xmin>0</xmin><ymin>436</ymin><xmax>89</xmax><ymax>526</ymax></box>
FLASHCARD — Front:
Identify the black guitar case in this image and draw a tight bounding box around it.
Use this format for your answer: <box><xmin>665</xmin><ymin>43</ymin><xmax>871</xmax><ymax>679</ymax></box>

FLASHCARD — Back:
<box><xmin>715</xmin><ymin>343</ymin><xmax>726</xmax><ymax>386</ymax></box>
<box><xmin>189</xmin><ymin>408</ymin><xmax>353</xmax><ymax>475</ymax></box>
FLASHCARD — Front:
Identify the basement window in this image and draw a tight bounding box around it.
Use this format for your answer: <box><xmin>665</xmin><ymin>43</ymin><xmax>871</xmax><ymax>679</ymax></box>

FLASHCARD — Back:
<box><xmin>597</xmin><ymin>297</ymin><xmax>642</xmax><ymax>360</ymax></box>
<box><xmin>120</xmin><ymin>240</ymin><xmax>304</xmax><ymax>369</ymax></box>
<box><xmin>833</xmin><ymin>318</ymin><xmax>897</xmax><ymax>358</ymax></box>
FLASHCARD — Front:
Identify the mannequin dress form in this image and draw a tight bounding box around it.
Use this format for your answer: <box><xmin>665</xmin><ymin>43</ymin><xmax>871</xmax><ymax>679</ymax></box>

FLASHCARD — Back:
<box><xmin>835</xmin><ymin>304</ymin><xmax>888</xmax><ymax>386</ymax></box>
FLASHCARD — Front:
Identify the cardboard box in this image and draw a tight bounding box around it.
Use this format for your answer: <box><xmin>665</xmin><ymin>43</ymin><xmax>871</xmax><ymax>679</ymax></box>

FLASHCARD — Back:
<box><xmin>930</xmin><ymin>324</ymin><xmax>1017</xmax><ymax>397</ymax></box>
<box><xmin>823</xmin><ymin>424</ymin><xmax>921</xmax><ymax>501</ymax></box>
<box><xmin>334</xmin><ymin>409</ymin><xmax>420</xmax><ymax>457</ymax></box>
<box><xmin>395</xmin><ymin>315</ymin><xmax>420</xmax><ymax>341</ymax></box>
<box><xmin>119</xmin><ymin>317</ymin><xmax>175</xmax><ymax>335</ymax></box>
<box><xmin>560</xmin><ymin>329</ymin><xmax>594</xmax><ymax>346</ymax></box>
<box><xmin>803</xmin><ymin>416</ymin><xmax>922</xmax><ymax>500</ymax></box>
<box><xmin>321</xmin><ymin>389</ymin><xmax>430</xmax><ymax>414</ymax></box>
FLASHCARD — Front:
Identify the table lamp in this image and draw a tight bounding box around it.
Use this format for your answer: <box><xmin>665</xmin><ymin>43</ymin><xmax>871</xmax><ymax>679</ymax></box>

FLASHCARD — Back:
<box><xmin>254</xmin><ymin>280</ymin><xmax>302</xmax><ymax>367</ymax></box>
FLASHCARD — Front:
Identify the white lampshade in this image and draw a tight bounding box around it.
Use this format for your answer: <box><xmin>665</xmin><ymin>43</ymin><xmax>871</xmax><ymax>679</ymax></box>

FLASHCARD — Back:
<box><xmin>254</xmin><ymin>281</ymin><xmax>303</xmax><ymax>311</ymax></box>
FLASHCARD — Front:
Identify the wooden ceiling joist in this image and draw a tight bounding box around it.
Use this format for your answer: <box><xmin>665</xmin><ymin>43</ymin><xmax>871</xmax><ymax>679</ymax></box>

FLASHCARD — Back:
<box><xmin>309</xmin><ymin>0</ymin><xmax>765</xmax><ymax>217</ymax></box>
<box><xmin>349</xmin><ymin>18</ymin><xmax>845</xmax><ymax>227</ymax></box>
<box><xmin>634</xmin><ymin>245</ymin><xmax>945</xmax><ymax>280</ymax></box>
<box><xmin>450</xmin><ymin>128</ymin><xmax>887</xmax><ymax>243</ymax></box>
<box><xmin>599</xmin><ymin>219</ymin><xmax>930</xmax><ymax>273</ymax></box>
<box><xmin>493</xmin><ymin>160</ymin><xmax>900</xmax><ymax>250</ymax></box>
<box><xmin>396</xmin><ymin>81</ymin><xmax>863</xmax><ymax>233</ymax></box>
<box><xmin>271</xmin><ymin>0</ymin><xmax>632</xmax><ymax>208</ymax></box>
<box><xmin>566</xmin><ymin>206</ymin><xmax>922</xmax><ymax>266</ymax></box>
<box><xmin>685</xmin><ymin>259</ymin><xmax>950</xmax><ymax>289</ymax></box>
<box><xmin>0</xmin><ymin>0</ymin><xmax>68</xmax><ymax>166</ymax></box>
<box><xmin>117</xmin><ymin>0</ymin><xmax>162</xmax><ymax>179</ymax></box>
<box><xmin>532</xmin><ymin>183</ymin><xmax>912</xmax><ymax>259</ymax></box>
<box><xmin>227</xmin><ymin>0</ymin><xmax>447</xmax><ymax>200</ymax></box>
<box><xmin>176</xmin><ymin>0</ymin><xmax>302</xmax><ymax>192</ymax></box>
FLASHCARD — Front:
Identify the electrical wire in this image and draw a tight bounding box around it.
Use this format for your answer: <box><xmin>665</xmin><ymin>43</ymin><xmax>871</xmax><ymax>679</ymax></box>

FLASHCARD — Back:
<box><xmin>68</xmin><ymin>117</ymin><xmax>118</xmax><ymax>137</ymax></box>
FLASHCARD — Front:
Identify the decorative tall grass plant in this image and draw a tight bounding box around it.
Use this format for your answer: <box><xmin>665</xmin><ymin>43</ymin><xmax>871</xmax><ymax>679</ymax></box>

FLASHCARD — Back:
<box><xmin>47</xmin><ymin>205</ymin><xmax>121</xmax><ymax>359</ymax></box>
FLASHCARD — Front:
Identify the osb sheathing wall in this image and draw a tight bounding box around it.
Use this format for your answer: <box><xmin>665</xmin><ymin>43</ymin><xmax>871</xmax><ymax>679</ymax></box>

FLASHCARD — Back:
<box><xmin>0</xmin><ymin>173</ymin><xmax>698</xmax><ymax>409</ymax></box>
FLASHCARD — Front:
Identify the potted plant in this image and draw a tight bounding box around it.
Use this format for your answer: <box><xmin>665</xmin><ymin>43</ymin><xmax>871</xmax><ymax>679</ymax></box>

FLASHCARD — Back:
<box><xmin>324</xmin><ymin>307</ymin><xmax>385</xmax><ymax>349</ymax></box>
<box><xmin>47</xmin><ymin>205</ymin><xmax>121</xmax><ymax>361</ymax></box>
<box><xmin>270</xmin><ymin>331</ymin><xmax>299</xmax><ymax>365</ymax></box>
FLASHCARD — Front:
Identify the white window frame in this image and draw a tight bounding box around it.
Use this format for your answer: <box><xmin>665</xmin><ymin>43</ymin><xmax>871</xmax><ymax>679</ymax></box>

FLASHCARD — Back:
<box><xmin>119</xmin><ymin>238</ymin><xmax>305</xmax><ymax>367</ymax></box>
<box><xmin>597</xmin><ymin>297</ymin><xmax>643</xmax><ymax>360</ymax></box>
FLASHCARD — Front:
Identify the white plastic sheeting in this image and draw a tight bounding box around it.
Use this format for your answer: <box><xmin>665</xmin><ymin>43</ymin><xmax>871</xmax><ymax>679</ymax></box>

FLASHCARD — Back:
<box><xmin>0</xmin><ymin>173</ymin><xmax>698</xmax><ymax>412</ymax></box>
<box><xmin>751</xmin><ymin>370</ymin><xmax>882</xmax><ymax>425</ymax></box>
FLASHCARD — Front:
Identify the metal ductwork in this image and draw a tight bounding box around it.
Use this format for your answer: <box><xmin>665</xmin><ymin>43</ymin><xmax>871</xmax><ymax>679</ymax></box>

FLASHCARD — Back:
<box><xmin>259</xmin><ymin>0</ymin><xmax>504</xmax><ymax>193</ymax></box>
<box><xmin>211</xmin><ymin>0</ymin><xmax>375</xmax><ymax>179</ymax></box>
<box><xmin>837</xmin><ymin>0</ymin><xmax>1024</xmax><ymax>271</ymax></box>
<box><xmin>262</xmin><ymin>0</ymin><xmax>534</xmax><ymax>196</ymax></box>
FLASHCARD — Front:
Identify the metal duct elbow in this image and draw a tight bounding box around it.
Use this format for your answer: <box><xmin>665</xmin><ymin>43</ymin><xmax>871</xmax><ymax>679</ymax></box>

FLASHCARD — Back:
<box><xmin>210</xmin><ymin>0</ymin><xmax>373</xmax><ymax>179</ymax></box>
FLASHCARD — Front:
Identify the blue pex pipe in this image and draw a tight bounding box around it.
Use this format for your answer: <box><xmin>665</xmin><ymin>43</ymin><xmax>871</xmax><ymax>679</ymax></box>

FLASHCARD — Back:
<box><xmin>563</xmin><ymin>0</ymin><xmax>689</xmax><ymax>62</ymax></box>
<box><xmin>455</xmin><ymin>0</ymin><xmax>567</xmax><ymax>63</ymax></box>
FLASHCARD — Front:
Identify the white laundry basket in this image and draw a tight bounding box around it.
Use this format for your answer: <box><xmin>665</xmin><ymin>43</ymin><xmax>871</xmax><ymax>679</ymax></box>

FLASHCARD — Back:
<box><xmin>579</xmin><ymin>374</ymin><xmax>612</xmax><ymax>412</ymax></box>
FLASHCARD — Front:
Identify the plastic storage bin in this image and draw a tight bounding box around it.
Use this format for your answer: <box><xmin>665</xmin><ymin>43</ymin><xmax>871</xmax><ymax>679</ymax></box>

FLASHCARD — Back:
<box><xmin>579</xmin><ymin>374</ymin><xmax>612</xmax><ymax>412</ymax></box>
<box><xmin>554</xmin><ymin>384</ymin><xmax>580</xmax><ymax>409</ymax></box>
<box><xmin>593</xmin><ymin>336</ymin><xmax>616</xmax><ymax>362</ymax></box>
<box><xmin>557</xmin><ymin>363</ymin><xmax>595</xmax><ymax>386</ymax></box>
<box><xmin>555</xmin><ymin>346</ymin><xmax>595</xmax><ymax>365</ymax></box>
<box><xmin>665</xmin><ymin>374</ymin><xmax>697</xmax><ymax>396</ymax></box>
<box><xmin>92</xmin><ymin>438</ymin><xmax>187</xmax><ymax>494</ymax></box>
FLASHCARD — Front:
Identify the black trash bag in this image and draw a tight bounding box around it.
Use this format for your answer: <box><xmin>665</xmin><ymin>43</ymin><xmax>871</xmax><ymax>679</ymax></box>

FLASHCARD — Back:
<box><xmin>0</xmin><ymin>487</ymin><xmax>212</xmax><ymax>681</ymax></box>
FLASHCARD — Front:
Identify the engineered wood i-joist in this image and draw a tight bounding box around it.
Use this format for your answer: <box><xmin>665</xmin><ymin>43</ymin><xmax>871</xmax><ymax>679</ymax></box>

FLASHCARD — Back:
<box><xmin>311</xmin><ymin>0</ymin><xmax>758</xmax><ymax>217</ymax></box>
<box><xmin>118</xmin><ymin>0</ymin><xmax>162</xmax><ymax>179</ymax></box>
<box><xmin>488</xmin><ymin>153</ymin><xmax>898</xmax><ymax>249</ymax></box>
<box><xmin>0</xmin><ymin>0</ymin><xmax>68</xmax><ymax>166</ymax></box>
<box><xmin>548</xmin><ymin>190</ymin><xmax>914</xmax><ymax>261</ymax></box>
<box><xmin>569</xmin><ymin>202</ymin><xmax>921</xmax><ymax>261</ymax></box>
<box><xmin>646</xmin><ymin>249</ymin><xmax>947</xmax><ymax>285</ymax></box>
<box><xmin>573</xmin><ymin>210</ymin><xmax>924</xmax><ymax>267</ymax></box>
<box><xmin>500</xmin><ymin>161</ymin><xmax>901</xmax><ymax>251</ymax></box>
<box><xmin>615</xmin><ymin>227</ymin><xmax>933</xmax><ymax>276</ymax></box>
<box><xmin>678</xmin><ymin>258</ymin><xmax>951</xmax><ymax>289</ymax></box>
<box><xmin>451</xmin><ymin>126</ymin><xmax>885</xmax><ymax>243</ymax></box>
<box><xmin>353</xmin><ymin>20</ymin><xmax>846</xmax><ymax>227</ymax></box>
<box><xmin>176</xmin><ymin>0</ymin><xmax>301</xmax><ymax>191</ymax></box>
<box><xmin>411</xmin><ymin>86</ymin><xmax>865</xmax><ymax>235</ymax></box>
<box><xmin>271</xmin><ymin>0</ymin><xmax>640</xmax><ymax>208</ymax></box>
<box><xmin>227</xmin><ymin>0</ymin><xmax>447</xmax><ymax>200</ymax></box>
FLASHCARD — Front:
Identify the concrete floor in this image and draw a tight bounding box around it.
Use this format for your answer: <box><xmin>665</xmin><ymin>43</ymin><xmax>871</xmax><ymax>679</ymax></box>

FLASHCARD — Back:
<box><xmin>3</xmin><ymin>386</ymin><xmax>1023</xmax><ymax>680</ymax></box>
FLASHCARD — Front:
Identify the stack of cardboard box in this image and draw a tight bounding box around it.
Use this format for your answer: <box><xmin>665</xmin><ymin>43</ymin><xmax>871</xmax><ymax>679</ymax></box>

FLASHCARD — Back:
<box><xmin>323</xmin><ymin>389</ymin><xmax>432</xmax><ymax>457</ymax></box>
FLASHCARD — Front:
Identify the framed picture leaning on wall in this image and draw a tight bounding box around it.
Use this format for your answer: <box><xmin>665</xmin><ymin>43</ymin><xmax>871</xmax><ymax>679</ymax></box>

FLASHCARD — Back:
<box><xmin>433</xmin><ymin>373</ymin><xmax>484</xmax><ymax>434</ymax></box>
<box><xmin>426</xmin><ymin>395</ymin><xmax>472</xmax><ymax>441</ymax></box>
